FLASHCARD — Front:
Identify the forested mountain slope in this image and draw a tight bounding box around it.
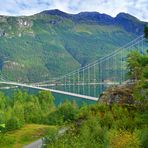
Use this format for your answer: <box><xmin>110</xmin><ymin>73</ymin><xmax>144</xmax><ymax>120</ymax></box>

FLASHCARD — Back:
<box><xmin>0</xmin><ymin>9</ymin><xmax>147</xmax><ymax>82</ymax></box>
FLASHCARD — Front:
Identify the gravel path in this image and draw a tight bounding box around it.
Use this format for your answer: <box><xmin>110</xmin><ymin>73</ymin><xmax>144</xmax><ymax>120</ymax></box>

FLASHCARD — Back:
<box><xmin>23</xmin><ymin>139</ymin><xmax>43</xmax><ymax>148</ymax></box>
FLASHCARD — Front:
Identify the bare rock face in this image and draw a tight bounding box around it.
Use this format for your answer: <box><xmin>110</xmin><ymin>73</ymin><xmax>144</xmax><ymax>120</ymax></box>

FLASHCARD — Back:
<box><xmin>0</xmin><ymin>16</ymin><xmax>7</xmax><ymax>37</ymax></box>
<box><xmin>0</xmin><ymin>17</ymin><xmax>34</xmax><ymax>38</ymax></box>
<box><xmin>0</xmin><ymin>29</ymin><xmax>5</xmax><ymax>37</ymax></box>
<box><xmin>17</xmin><ymin>18</ymin><xmax>33</xmax><ymax>28</ymax></box>
<box><xmin>4</xmin><ymin>61</ymin><xmax>25</xmax><ymax>69</ymax></box>
<box><xmin>0</xmin><ymin>16</ymin><xmax>7</xmax><ymax>23</ymax></box>
<box><xmin>99</xmin><ymin>84</ymin><xmax>135</xmax><ymax>105</ymax></box>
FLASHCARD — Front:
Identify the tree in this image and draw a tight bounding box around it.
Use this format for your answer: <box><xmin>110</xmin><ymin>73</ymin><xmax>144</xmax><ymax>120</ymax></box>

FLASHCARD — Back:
<box><xmin>13</xmin><ymin>101</ymin><xmax>25</xmax><ymax>126</ymax></box>
<box><xmin>0</xmin><ymin>92</ymin><xmax>6</xmax><ymax>111</ymax></box>
<box><xmin>24</xmin><ymin>95</ymin><xmax>42</xmax><ymax>123</ymax></box>
<box><xmin>127</xmin><ymin>51</ymin><xmax>142</xmax><ymax>80</ymax></box>
<box><xmin>37</xmin><ymin>91</ymin><xmax>55</xmax><ymax>112</ymax></box>
<box><xmin>11</xmin><ymin>90</ymin><xmax>28</xmax><ymax>106</ymax></box>
<box><xmin>144</xmin><ymin>25</ymin><xmax>148</xmax><ymax>39</ymax></box>
<box><xmin>0</xmin><ymin>92</ymin><xmax>6</xmax><ymax>124</ymax></box>
<box><xmin>127</xmin><ymin>51</ymin><xmax>148</xmax><ymax>105</ymax></box>
<box><xmin>57</xmin><ymin>101</ymin><xmax>78</xmax><ymax>122</ymax></box>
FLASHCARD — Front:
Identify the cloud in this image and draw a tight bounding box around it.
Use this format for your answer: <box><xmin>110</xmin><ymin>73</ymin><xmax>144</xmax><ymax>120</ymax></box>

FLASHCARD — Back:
<box><xmin>0</xmin><ymin>0</ymin><xmax>147</xmax><ymax>21</ymax></box>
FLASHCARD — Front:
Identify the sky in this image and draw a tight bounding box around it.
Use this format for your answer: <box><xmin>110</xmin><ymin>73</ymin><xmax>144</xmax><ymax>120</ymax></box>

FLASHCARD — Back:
<box><xmin>0</xmin><ymin>0</ymin><xmax>147</xmax><ymax>21</ymax></box>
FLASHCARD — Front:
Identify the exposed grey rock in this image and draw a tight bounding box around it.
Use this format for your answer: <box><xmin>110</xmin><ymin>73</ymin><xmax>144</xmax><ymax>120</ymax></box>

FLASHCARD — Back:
<box><xmin>99</xmin><ymin>84</ymin><xmax>135</xmax><ymax>105</ymax></box>
<box><xmin>0</xmin><ymin>29</ymin><xmax>5</xmax><ymax>37</ymax></box>
<box><xmin>17</xmin><ymin>18</ymin><xmax>33</xmax><ymax>28</ymax></box>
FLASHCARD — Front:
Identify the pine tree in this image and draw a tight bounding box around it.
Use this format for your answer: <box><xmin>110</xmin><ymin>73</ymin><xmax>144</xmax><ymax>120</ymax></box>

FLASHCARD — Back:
<box><xmin>144</xmin><ymin>25</ymin><xmax>148</xmax><ymax>39</ymax></box>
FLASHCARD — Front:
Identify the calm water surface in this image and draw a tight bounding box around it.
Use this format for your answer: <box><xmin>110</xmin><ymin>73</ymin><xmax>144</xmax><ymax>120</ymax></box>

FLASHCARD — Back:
<box><xmin>1</xmin><ymin>87</ymin><xmax>97</xmax><ymax>106</ymax></box>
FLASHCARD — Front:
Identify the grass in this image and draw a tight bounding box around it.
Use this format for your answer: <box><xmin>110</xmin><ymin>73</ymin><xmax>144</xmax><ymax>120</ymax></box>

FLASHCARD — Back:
<box><xmin>0</xmin><ymin>124</ymin><xmax>58</xmax><ymax>148</ymax></box>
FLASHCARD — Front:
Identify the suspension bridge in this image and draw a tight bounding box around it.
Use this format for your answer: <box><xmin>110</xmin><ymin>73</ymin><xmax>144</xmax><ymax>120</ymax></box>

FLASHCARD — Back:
<box><xmin>0</xmin><ymin>35</ymin><xmax>147</xmax><ymax>101</ymax></box>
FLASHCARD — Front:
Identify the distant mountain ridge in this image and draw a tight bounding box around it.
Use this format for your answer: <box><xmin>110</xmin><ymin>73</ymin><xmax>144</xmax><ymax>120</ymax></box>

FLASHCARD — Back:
<box><xmin>0</xmin><ymin>9</ymin><xmax>147</xmax><ymax>82</ymax></box>
<box><xmin>42</xmin><ymin>9</ymin><xmax>147</xmax><ymax>35</ymax></box>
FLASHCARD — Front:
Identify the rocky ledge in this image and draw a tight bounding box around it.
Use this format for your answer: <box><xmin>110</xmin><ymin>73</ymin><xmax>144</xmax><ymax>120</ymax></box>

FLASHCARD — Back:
<box><xmin>99</xmin><ymin>84</ymin><xmax>135</xmax><ymax>105</ymax></box>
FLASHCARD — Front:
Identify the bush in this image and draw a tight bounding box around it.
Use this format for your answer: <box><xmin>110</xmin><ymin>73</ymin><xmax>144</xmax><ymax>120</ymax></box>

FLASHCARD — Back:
<box><xmin>57</xmin><ymin>101</ymin><xmax>78</xmax><ymax>122</ymax></box>
<box><xmin>100</xmin><ymin>112</ymin><xmax>114</xmax><ymax>129</ymax></box>
<box><xmin>138</xmin><ymin>128</ymin><xmax>148</xmax><ymax>148</ymax></box>
<box><xmin>0</xmin><ymin>134</ymin><xmax>15</xmax><ymax>147</ymax></box>
<box><xmin>47</xmin><ymin>101</ymin><xmax>78</xmax><ymax>125</ymax></box>
<box><xmin>6</xmin><ymin>117</ymin><xmax>21</xmax><ymax>131</ymax></box>
<box><xmin>108</xmin><ymin>129</ymin><xmax>140</xmax><ymax>148</ymax></box>
<box><xmin>79</xmin><ymin>117</ymin><xmax>108</xmax><ymax>146</ymax></box>
<box><xmin>48</xmin><ymin>111</ymin><xmax>64</xmax><ymax>125</ymax></box>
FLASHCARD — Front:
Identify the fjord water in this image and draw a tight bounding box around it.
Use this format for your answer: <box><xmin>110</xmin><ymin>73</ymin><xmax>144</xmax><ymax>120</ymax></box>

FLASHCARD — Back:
<box><xmin>1</xmin><ymin>86</ymin><xmax>98</xmax><ymax>106</ymax></box>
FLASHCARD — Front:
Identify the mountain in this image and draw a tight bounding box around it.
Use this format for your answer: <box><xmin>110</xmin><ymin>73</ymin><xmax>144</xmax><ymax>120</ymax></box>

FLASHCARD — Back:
<box><xmin>42</xmin><ymin>10</ymin><xmax>146</xmax><ymax>35</ymax></box>
<box><xmin>0</xmin><ymin>9</ymin><xmax>147</xmax><ymax>82</ymax></box>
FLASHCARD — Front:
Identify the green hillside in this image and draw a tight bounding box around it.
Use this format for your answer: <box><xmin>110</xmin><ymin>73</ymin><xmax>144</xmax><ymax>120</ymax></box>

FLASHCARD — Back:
<box><xmin>0</xmin><ymin>11</ymin><xmax>143</xmax><ymax>82</ymax></box>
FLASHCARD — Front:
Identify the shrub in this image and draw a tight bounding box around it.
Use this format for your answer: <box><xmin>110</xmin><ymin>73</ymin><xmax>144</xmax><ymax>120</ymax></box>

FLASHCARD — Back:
<box><xmin>108</xmin><ymin>129</ymin><xmax>140</xmax><ymax>148</ymax></box>
<box><xmin>57</xmin><ymin>101</ymin><xmax>78</xmax><ymax>122</ymax></box>
<box><xmin>137</xmin><ymin>128</ymin><xmax>148</xmax><ymax>148</ymax></box>
<box><xmin>0</xmin><ymin>134</ymin><xmax>15</xmax><ymax>147</ymax></box>
<box><xmin>6</xmin><ymin>117</ymin><xmax>21</xmax><ymax>131</ymax></box>
<box><xmin>100</xmin><ymin>112</ymin><xmax>114</xmax><ymax>129</ymax></box>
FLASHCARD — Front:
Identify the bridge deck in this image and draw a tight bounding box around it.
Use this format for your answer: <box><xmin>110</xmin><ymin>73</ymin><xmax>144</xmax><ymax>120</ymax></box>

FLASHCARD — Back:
<box><xmin>0</xmin><ymin>81</ymin><xmax>98</xmax><ymax>101</ymax></box>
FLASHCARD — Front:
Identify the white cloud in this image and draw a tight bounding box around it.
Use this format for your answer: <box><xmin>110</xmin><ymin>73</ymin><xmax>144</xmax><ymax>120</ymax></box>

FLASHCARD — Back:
<box><xmin>0</xmin><ymin>0</ymin><xmax>147</xmax><ymax>21</ymax></box>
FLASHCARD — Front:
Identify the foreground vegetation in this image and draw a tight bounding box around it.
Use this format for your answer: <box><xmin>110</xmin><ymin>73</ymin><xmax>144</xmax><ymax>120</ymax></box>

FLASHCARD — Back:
<box><xmin>44</xmin><ymin>51</ymin><xmax>148</xmax><ymax>147</ymax></box>
<box><xmin>0</xmin><ymin>124</ymin><xmax>57</xmax><ymax>148</ymax></box>
<box><xmin>45</xmin><ymin>103</ymin><xmax>148</xmax><ymax>148</ymax></box>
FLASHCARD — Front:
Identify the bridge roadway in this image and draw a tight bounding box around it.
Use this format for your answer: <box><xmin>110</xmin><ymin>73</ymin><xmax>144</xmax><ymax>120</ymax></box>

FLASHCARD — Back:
<box><xmin>31</xmin><ymin>82</ymin><xmax>120</xmax><ymax>87</ymax></box>
<box><xmin>0</xmin><ymin>81</ymin><xmax>98</xmax><ymax>101</ymax></box>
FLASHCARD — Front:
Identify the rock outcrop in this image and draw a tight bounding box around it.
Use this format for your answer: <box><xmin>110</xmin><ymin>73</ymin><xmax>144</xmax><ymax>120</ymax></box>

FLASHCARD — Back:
<box><xmin>99</xmin><ymin>84</ymin><xmax>135</xmax><ymax>105</ymax></box>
